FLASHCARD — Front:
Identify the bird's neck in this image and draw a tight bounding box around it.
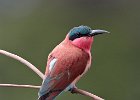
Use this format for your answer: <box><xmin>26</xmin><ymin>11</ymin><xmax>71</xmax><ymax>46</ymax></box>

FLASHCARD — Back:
<box><xmin>71</xmin><ymin>37</ymin><xmax>93</xmax><ymax>53</ymax></box>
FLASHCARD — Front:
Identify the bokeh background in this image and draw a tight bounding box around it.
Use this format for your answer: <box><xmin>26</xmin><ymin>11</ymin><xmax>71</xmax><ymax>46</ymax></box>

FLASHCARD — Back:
<box><xmin>0</xmin><ymin>0</ymin><xmax>140</xmax><ymax>100</ymax></box>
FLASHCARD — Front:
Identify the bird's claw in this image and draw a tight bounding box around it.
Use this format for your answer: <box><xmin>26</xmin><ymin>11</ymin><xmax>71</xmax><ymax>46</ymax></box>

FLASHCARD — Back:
<box><xmin>69</xmin><ymin>86</ymin><xmax>77</xmax><ymax>94</ymax></box>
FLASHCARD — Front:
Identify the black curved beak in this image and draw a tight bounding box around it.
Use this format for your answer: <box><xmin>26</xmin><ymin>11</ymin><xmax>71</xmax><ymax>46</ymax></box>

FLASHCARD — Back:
<box><xmin>90</xmin><ymin>29</ymin><xmax>110</xmax><ymax>36</ymax></box>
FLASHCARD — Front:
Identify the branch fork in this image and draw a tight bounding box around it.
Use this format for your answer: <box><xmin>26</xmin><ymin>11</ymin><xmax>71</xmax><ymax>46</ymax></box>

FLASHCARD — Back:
<box><xmin>0</xmin><ymin>49</ymin><xmax>104</xmax><ymax>100</ymax></box>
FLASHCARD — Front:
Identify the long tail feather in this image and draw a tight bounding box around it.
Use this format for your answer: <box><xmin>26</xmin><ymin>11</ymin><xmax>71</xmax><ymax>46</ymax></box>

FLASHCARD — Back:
<box><xmin>39</xmin><ymin>91</ymin><xmax>61</xmax><ymax>100</ymax></box>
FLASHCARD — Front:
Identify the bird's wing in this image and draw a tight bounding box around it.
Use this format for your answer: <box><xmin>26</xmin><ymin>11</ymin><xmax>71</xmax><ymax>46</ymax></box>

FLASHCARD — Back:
<box><xmin>38</xmin><ymin>52</ymin><xmax>89</xmax><ymax>99</ymax></box>
<box><xmin>38</xmin><ymin>58</ymin><xmax>58</xmax><ymax>98</ymax></box>
<box><xmin>38</xmin><ymin>58</ymin><xmax>78</xmax><ymax>99</ymax></box>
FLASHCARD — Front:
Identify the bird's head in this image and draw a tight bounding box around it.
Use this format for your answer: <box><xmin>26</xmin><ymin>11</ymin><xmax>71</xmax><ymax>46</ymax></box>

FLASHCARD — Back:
<box><xmin>66</xmin><ymin>25</ymin><xmax>109</xmax><ymax>52</ymax></box>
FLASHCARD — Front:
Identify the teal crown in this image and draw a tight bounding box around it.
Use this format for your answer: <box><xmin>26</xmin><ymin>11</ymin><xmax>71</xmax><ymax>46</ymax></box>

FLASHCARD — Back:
<box><xmin>69</xmin><ymin>25</ymin><xmax>92</xmax><ymax>40</ymax></box>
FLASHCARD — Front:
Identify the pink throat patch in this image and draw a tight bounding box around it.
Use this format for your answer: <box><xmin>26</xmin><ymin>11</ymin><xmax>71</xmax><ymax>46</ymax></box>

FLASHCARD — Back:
<box><xmin>71</xmin><ymin>37</ymin><xmax>93</xmax><ymax>52</ymax></box>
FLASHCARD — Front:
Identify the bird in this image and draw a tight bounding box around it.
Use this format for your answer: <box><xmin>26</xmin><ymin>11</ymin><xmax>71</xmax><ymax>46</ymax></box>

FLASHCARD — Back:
<box><xmin>38</xmin><ymin>25</ymin><xmax>109</xmax><ymax>100</ymax></box>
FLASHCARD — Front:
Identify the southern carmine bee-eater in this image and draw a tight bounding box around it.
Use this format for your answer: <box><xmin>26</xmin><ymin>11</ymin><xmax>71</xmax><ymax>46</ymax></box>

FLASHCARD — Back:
<box><xmin>38</xmin><ymin>25</ymin><xmax>109</xmax><ymax>100</ymax></box>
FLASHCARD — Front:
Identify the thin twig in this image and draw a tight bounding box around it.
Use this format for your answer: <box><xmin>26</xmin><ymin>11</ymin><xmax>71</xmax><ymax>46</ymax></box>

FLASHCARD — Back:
<box><xmin>0</xmin><ymin>84</ymin><xmax>40</xmax><ymax>89</ymax></box>
<box><xmin>73</xmin><ymin>88</ymin><xmax>104</xmax><ymax>100</ymax></box>
<box><xmin>0</xmin><ymin>49</ymin><xmax>104</xmax><ymax>100</ymax></box>
<box><xmin>0</xmin><ymin>50</ymin><xmax>44</xmax><ymax>79</ymax></box>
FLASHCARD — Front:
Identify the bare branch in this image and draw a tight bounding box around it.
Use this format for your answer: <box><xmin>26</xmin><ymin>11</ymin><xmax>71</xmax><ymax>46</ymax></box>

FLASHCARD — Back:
<box><xmin>0</xmin><ymin>50</ymin><xmax>44</xmax><ymax>79</ymax></box>
<box><xmin>0</xmin><ymin>84</ymin><xmax>40</xmax><ymax>89</ymax></box>
<box><xmin>0</xmin><ymin>49</ymin><xmax>104</xmax><ymax>100</ymax></box>
<box><xmin>0</xmin><ymin>83</ymin><xmax>104</xmax><ymax>100</ymax></box>
<box><xmin>72</xmin><ymin>88</ymin><xmax>104</xmax><ymax>100</ymax></box>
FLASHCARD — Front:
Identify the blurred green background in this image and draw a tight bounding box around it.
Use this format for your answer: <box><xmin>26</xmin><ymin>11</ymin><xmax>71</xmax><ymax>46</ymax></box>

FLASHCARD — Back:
<box><xmin>0</xmin><ymin>0</ymin><xmax>140</xmax><ymax>100</ymax></box>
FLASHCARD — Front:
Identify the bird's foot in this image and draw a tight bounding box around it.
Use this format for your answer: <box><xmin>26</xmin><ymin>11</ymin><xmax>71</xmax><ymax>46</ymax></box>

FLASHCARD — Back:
<box><xmin>69</xmin><ymin>86</ymin><xmax>77</xmax><ymax>94</ymax></box>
